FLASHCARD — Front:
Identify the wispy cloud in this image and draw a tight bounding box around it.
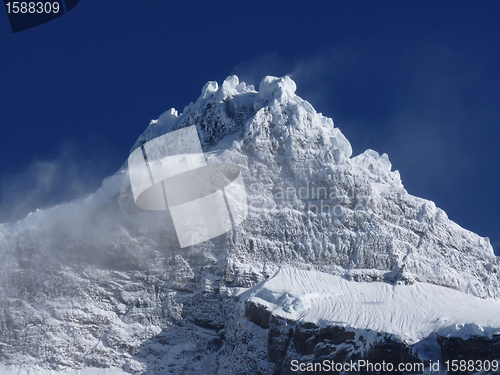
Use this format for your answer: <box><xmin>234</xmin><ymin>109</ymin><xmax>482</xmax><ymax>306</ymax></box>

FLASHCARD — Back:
<box><xmin>230</xmin><ymin>52</ymin><xmax>293</xmax><ymax>88</ymax></box>
<box><xmin>0</xmin><ymin>134</ymin><xmax>120</xmax><ymax>223</ymax></box>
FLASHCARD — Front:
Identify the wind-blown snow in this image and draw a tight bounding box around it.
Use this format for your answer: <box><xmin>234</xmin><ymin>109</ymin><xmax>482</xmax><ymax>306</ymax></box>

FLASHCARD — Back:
<box><xmin>241</xmin><ymin>267</ymin><xmax>500</xmax><ymax>344</ymax></box>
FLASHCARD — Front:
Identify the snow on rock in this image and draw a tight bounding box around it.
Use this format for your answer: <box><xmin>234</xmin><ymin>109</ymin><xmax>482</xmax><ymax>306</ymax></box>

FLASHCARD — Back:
<box><xmin>0</xmin><ymin>366</ymin><xmax>129</xmax><ymax>375</ymax></box>
<box><xmin>0</xmin><ymin>75</ymin><xmax>499</xmax><ymax>373</ymax></box>
<box><xmin>257</xmin><ymin>75</ymin><xmax>296</xmax><ymax>102</ymax></box>
<box><xmin>240</xmin><ymin>267</ymin><xmax>500</xmax><ymax>344</ymax></box>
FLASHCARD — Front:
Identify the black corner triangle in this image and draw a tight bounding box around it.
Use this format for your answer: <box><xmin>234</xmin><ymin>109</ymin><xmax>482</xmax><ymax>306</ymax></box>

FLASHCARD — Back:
<box><xmin>63</xmin><ymin>0</ymin><xmax>78</xmax><ymax>12</ymax></box>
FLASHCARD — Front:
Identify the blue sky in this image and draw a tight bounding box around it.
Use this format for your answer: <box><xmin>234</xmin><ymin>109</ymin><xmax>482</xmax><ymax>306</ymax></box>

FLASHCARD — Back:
<box><xmin>1</xmin><ymin>1</ymin><xmax>500</xmax><ymax>253</ymax></box>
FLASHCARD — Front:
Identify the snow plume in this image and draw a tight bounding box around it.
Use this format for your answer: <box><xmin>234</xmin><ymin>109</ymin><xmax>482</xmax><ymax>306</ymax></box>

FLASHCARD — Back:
<box><xmin>0</xmin><ymin>135</ymin><xmax>120</xmax><ymax>224</ymax></box>
<box><xmin>230</xmin><ymin>52</ymin><xmax>293</xmax><ymax>88</ymax></box>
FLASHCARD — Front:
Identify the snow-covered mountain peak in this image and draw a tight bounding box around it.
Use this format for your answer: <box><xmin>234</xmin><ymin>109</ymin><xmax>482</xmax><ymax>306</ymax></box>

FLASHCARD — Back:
<box><xmin>93</xmin><ymin>75</ymin><xmax>498</xmax><ymax>300</ymax></box>
<box><xmin>1</xmin><ymin>74</ymin><xmax>500</xmax><ymax>373</ymax></box>
<box><xmin>131</xmin><ymin>75</ymin><xmax>352</xmax><ymax>160</ymax></box>
<box><xmin>72</xmin><ymin>75</ymin><xmax>499</xmax><ymax>301</ymax></box>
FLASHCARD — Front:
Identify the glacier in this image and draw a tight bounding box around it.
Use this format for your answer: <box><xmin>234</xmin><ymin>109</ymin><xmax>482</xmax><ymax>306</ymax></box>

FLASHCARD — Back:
<box><xmin>0</xmin><ymin>75</ymin><xmax>499</xmax><ymax>374</ymax></box>
<box><xmin>240</xmin><ymin>267</ymin><xmax>500</xmax><ymax>344</ymax></box>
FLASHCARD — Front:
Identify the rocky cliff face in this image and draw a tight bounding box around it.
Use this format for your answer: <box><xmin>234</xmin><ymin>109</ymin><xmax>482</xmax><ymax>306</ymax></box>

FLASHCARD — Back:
<box><xmin>239</xmin><ymin>267</ymin><xmax>500</xmax><ymax>374</ymax></box>
<box><xmin>0</xmin><ymin>75</ymin><xmax>499</xmax><ymax>374</ymax></box>
<box><xmin>244</xmin><ymin>305</ymin><xmax>500</xmax><ymax>375</ymax></box>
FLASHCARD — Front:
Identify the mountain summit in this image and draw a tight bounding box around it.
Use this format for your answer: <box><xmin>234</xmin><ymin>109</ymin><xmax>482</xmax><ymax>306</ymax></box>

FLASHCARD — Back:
<box><xmin>130</xmin><ymin>74</ymin><xmax>497</xmax><ymax>297</ymax></box>
<box><xmin>0</xmin><ymin>76</ymin><xmax>499</xmax><ymax>374</ymax></box>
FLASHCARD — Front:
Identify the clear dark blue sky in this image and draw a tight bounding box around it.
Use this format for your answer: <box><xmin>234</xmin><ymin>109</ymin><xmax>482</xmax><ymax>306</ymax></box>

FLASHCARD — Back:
<box><xmin>1</xmin><ymin>1</ymin><xmax>500</xmax><ymax>253</ymax></box>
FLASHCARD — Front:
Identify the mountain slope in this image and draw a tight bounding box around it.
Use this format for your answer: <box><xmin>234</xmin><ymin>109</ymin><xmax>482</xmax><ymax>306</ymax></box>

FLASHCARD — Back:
<box><xmin>0</xmin><ymin>75</ymin><xmax>498</xmax><ymax>374</ymax></box>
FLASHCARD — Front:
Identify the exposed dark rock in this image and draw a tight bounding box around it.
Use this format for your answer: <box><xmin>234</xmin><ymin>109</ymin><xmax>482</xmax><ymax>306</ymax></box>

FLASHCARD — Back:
<box><xmin>438</xmin><ymin>334</ymin><xmax>500</xmax><ymax>375</ymax></box>
<box><xmin>245</xmin><ymin>299</ymin><xmax>500</xmax><ymax>375</ymax></box>
<box><xmin>245</xmin><ymin>300</ymin><xmax>271</xmax><ymax>329</ymax></box>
